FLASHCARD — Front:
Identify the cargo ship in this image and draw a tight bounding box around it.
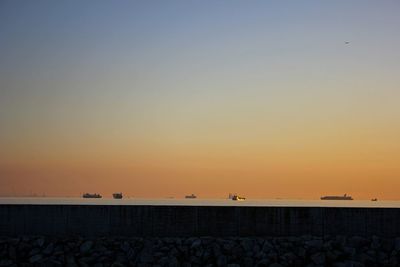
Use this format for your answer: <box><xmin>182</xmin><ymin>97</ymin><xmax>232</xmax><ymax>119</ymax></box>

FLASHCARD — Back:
<box><xmin>113</xmin><ymin>192</ymin><xmax>123</xmax><ymax>199</ymax></box>
<box><xmin>82</xmin><ymin>193</ymin><xmax>102</xmax><ymax>198</ymax></box>
<box><xmin>228</xmin><ymin>193</ymin><xmax>245</xmax><ymax>201</ymax></box>
<box><xmin>231</xmin><ymin>195</ymin><xmax>246</xmax><ymax>201</ymax></box>
<box><xmin>185</xmin><ymin>194</ymin><xmax>197</xmax><ymax>199</ymax></box>
<box><xmin>320</xmin><ymin>194</ymin><xmax>353</xmax><ymax>200</ymax></box>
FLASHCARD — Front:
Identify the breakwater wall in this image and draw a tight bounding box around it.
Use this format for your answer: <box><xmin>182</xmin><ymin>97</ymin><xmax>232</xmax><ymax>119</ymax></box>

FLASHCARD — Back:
<box><xmin>1</xmin><ymin>205</ymin><xmax>400</xmax><ymax>237</ymax></box>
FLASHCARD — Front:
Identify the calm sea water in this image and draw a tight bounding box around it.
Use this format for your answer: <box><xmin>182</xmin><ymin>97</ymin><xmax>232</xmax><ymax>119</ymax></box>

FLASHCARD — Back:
<box><xmin>0</xmin><ymin>197</ymin><xmax>399</xmax><ymax>208</ymax></box>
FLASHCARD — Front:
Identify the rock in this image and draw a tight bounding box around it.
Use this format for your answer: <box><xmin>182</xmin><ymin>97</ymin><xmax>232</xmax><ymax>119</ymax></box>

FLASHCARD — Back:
<box><xmin>29</xmin><ymin>254</ymin><xmax>43</xmax><ymax>263</ymax></box>
<box><xmin>381</xmin><ymin>238</ymin><xmax>394</xmax><ymax>252</ymax></box>
<box><xmin>305</xmin><ymin>239</ymin><xmax>323</xmax><ymax>250</ymax></box>
<box><xmin>267</xmin><ymin>251</ymin><xmax>278</xmax><ymax>262</ymax></box>
<box><xmin>120</xmin><ymin>241</ymin><xmax>131</xmax><ymax>252</ymax></box>
<box><xmin>8</xmin><ymin>245</ymin><xmax>16</xmax><ymax>260</ymax></box>
<box><xmin>0</xmin><ymin>260</ymin><xmax>13</xmax><ymax>267</ymax></box>
<box><xmin>80</xmin><ymin>241</ymin><xmax>93</xmax><ymax>255</ymax></box>
<box><xmin>217</xmin><ymin>255</ymin><xmax>227</xmax><ymax>266</ymax></box>
<box><xmin>78</xmin><ymin>260</ymin><xmax>90</xmax><ymax>267</ymax></box>
<box><xmin>125</xmin><ymin>247</ymin><xmax>136</xmax><ymax>262</ymax></box>
<box><xmin>111</xmin><ymin>262</ymin><xmax>125</xmax><ymax>267</ymax></box>
<box><xmin>394</xmin><ymin>237</ymin><xmax>400</xmax><ymax>251</ymax></box>
<box><xmin>261</xmin><ymin>241</ymin><xmax>273</xmax><ymax>252</ymax></box>
<box><xmin>296</xmin><ymin>247</ymin><xmax>306</xmax><ymax>258</ymax></box>
<box><xmin>66</xmin><ymin>254</ymin><xmax>78</xmax><ymax>267</ymax></box>
<box><xmin>356</xmin><ymin>252</ymin><xmax>374</xmax><ymax>265</ymax></box>
<box><xmin>191</xmin><ymin>239</ymin><xmax>202</xmax><ymax>249</ymax></box>
<box><xmin>29</xmin><ymin>247</ymin><xmax>41</xmax><ymax>256</ymax></box>
<box><xmin>167</xmin><ymin>256</ymin><xmax>179</xmax><ymax>267</ymax></box>
<box><xmin>36</xmin><ymin>237</ymin><xmax>45</xmax><ymax>247</ymax></box>
<box><xmin>255</xmin><ymin>251</ymin><xmax>266</xmax><ymax>260</ymax></box>
<box><xmin>343</xmin><ymin>246</ymin><xmax>356</xmax><ymax>257</ymax></box>
<box><xmin>388</xmin><ymin>255</ymin><xmax>398</xmax><ymax>266</ymax></box>
<box><xmin>243</xmin><ymin>257</ymin><xmax>254</xmax><ymax>267</ymax></box>
<box><xmin>158</xmin><ymin>257</ymin><xmax>169</xmax><ymax>265</ymax></box>
<box><xmin>326</xmin><ymin>250</ymin><xmax>341</xmax><ymax>262</ymax></box>
<box><xmin>138</xmin><ymin>251</ymin><xmax>153</xmax><ymax>263</ymax></box>
<box><xmin>43</xmin><ymin>243</ymin><xmax>54</xmax><ymax>255</ymax></box>
<box><xmin>281</xmin><ymin>252</ymin><xmax>297</xmax><ymax>265</ymax></box>
<box><xmin>348</xmin><ymin>236</ymin><xmax>369</xmax><ymax>249</ymax></box>
<box><xmin>241</xmin><ymin>239</ymin><xmax>254</xmax><ymax>252</ymax></box>
<box><xmin>255</xmin><ymin>259</ymin><xmax>269</xmax><ymax>266</ymax></box>
<box><xmin>310</xmin><ymin>252</ymin><xmax>325</xmax><ymax>265</ymax></box>
<box><xmin>47</xmin><ymin>259</ymin><xmax>64</xmax><ymax>266</ymax></box>
<box><xmin>222</xmin><ymin>240</ymin><xmax>235</xmax><ymax>251</ymax></box>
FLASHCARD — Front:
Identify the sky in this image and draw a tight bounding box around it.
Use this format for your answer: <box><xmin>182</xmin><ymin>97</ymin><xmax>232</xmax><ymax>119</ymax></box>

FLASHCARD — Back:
<box><xmin>1</xmin><ymin>0</ymin><xmax>400</xmax><ymax>199</ymax></box>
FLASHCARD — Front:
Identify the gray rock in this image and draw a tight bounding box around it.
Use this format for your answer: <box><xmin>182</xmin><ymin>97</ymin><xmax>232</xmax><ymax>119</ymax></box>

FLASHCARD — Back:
<box><xmin>191</xmin><ymin>238</ymin><xmax>202</xmax><ymax>249</ymax></box>
<box><xmin>66</xmin><ymin>254</ymin><xmax>78</xmax><ymax>267</ymax></box>
<box><xmin>305</xmin><ymin>239</ymin><xmax>323</xmax><ymax>250</ymax></box>
<box><xmin>241</xmin><ymin>239</ymin><xmax>254</xmax><ymax>252</ymax></box>
<box><xmin>43</xmin><ymin>243</ymin><xmax>54</xmax><ymax>255</ymax></box>
<box><xmin>217</xmin><ymin>254</ymin><xmax>227</xmax><ymax>266</ymax></box>
<box><xmin>138</xmin><ymin>251</ymin><xmax>153</xmax><ymax>263</ymax></box>
<box><xmin>348</xmin><ymin>236</ymin><xmax>369</xmax><ymax>249</ymax></box>
<box><xmin>80</xmin><ymin>241</ymin><xmax>93</xmax><ymax>254</ymax></box>
<box><xmin>120</xmin><ymin>241</ymin><xmax>131</xmax><ymax>252</ymax></box>
<box><xmin>296</xmin><ymin>247</ymin><xmax>306</xmax><ymax>258</ymax></box>
<box><xmin>255</xmin><ymin>251</ymin><xmax>267</xmax><ymax>260</ymax></box>
<box><xmin>167</xmin><ymin>256</ymin><xmax>179</xmax><ymax>267</ymax></box>
<box><xmin>310</xmin><ymin>252</ymin><xmax>325</xmax><ymax>265</ymax></box>
<box><xmin>255</xmin><ymin>259</ymin><xmax>269</xmax><ymax>266</ymax></box>
<box><xmin>222</xmin><ymin>240</ymin><xmax>235</xmax><ymax>251</ymax></box>
<box><xmin>343</xmin><ymin>246</ymin><xmax>356</xmax><ymax>257</ymax></box>
<box><xmin>36</xmin><ymin>237</ymin><xmax>45</xmax><ymax>247</ymax></box>
<box><xmin>356</xmin><ymin>252</ymin><xmax>374</xmax><ymax>264</ymax></box>
<box><xmin>0</xmin><ymin>260</ymin><xmax>13</xmax><ymax>267</ymax></box>
<box><xmin>111</xmin><ymin>262</ymin><xmax>126</xmax><ymax>267</ymax></box>
<box><xmin>394</xmin><ymin>237</ymin><xmax>400</xmax><ymax>251</ymax></box>
<box><xmin>29</xmin><ymin>254</ymin><xmax>43</xmax><ymax>263</ymax></box>
<box><xmin>267</xmin><ymin>251</ymin><xmax>278</xmax><ymax>262</ymax></box>
<box><xmin>388</xmin><ymin>255</ymin><xmax>398</xmax><ymax>266</ymax></box>
<box><xmin>243</xmin><ymin>257</ymin><xmax>254</xmax><ymax>267</ymax></box>
<box><xmin>326</xmin><ymin>250</ymin><xmax>341</xmax><ymax>262</ymax></box>
<box><xmin>282</xmin><ymin>251</ymin><xmax>297</xmax><ymax>265</ymax></box>
<box><xmin>262</xmin><ymin>241</ymin><xmax>274</xmax><ymax>252</ymax></box>
<box><xmin>78</xmin><ymin>260</ymin><xmax>90</xmax><ymax>267</ymax></box>
<box><xmin>8</xmin><ymin>245</ymin><xmax>16</xmax><ymax>260</ymax></box>
<box><xmin>158</xmin><ymin>257</ymin><xmax>169</xmax><ymax>265</ymax></box>
<box><xmin>29</xmin><ymin>247</ymin><xmax>41</xmax><ymax>256</ymax></box>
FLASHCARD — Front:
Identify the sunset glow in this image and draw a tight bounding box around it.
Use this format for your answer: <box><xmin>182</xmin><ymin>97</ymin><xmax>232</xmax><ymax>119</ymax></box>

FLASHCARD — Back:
<box><xmin>1</xmin><ymin>1</ymin><xmax>400</xmax><ymax>199</ymax></box>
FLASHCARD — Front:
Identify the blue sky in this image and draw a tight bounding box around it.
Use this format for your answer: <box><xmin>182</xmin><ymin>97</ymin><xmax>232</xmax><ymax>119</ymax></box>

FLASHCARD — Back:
<box><xmin>1</xmin><ymin>1</ymin><xmax>400</xmax><ymax>198</ymax></box>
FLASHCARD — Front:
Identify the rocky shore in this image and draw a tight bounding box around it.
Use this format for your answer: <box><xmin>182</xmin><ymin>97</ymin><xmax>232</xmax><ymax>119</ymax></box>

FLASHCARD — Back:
<box><xmin>1</xmin><ymin>235</ymin><xmax>400</xmax><ymax>267</ymax></box>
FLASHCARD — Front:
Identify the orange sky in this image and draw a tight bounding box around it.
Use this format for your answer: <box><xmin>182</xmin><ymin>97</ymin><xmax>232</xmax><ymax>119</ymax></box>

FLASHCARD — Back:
<box><xmin>1</xmin><ymin>1</ymin><xmax>400</xmax><ymax>199</ymax></box>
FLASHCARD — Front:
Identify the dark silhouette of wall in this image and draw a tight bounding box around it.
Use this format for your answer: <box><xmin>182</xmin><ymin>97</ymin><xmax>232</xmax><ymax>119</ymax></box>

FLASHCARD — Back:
<box><xmin>1</xmin><ymin>205</ymin><xmax>399</xmax><ymax>237</ymax></box>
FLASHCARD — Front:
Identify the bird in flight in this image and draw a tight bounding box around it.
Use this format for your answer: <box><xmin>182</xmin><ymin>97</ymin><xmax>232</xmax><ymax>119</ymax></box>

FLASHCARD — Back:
<box><xmin>345</xmin><ymin>41</ymin><xmax>350</xmax><ymax>44</ymax></box>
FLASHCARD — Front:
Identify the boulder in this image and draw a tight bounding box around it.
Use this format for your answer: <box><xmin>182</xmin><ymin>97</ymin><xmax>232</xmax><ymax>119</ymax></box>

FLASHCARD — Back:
<box><xmin>80</xmin><ymin>241</ymin><xmax>93</xmax><ymax>255</ymax></box>
<box><xmin>310</xmin><ymin>252</ymin><xmax>325</xmax><ymax>265</ymax></box>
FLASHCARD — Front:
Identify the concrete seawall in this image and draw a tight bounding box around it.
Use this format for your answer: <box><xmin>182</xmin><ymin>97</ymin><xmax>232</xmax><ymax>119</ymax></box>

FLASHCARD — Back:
<box><xmin>1</xmin><ymin>205</ymin><xmax>400</xmax><ymax>237</ymax></box>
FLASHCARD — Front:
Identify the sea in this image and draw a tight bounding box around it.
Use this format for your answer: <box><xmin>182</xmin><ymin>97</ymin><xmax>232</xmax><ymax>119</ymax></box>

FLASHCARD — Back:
<box><xmin>0</xmin><ymin>197</ymin><xmax>399</xmax><ymax>208</ymax></box>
